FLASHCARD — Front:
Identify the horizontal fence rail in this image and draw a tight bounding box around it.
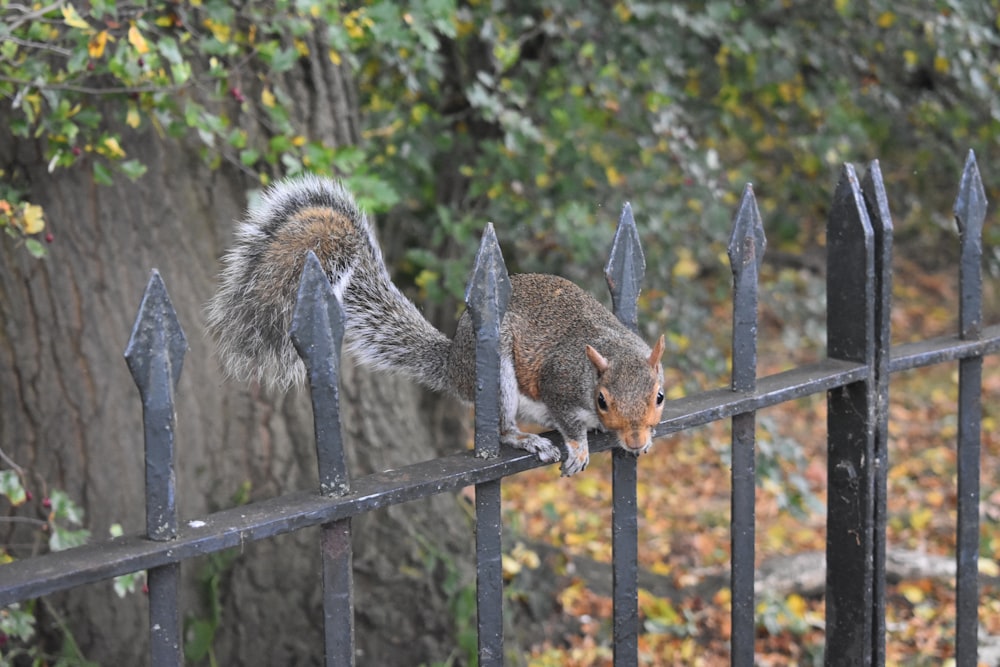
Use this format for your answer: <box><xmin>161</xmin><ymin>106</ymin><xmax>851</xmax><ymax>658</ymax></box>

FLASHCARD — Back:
<box><xmin>1</xmin><ymin>152</ymin><xmax>996</xmax><ymax>667</ymax></box>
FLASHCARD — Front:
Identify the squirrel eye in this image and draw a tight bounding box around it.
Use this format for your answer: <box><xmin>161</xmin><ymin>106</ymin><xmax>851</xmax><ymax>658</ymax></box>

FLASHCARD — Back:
<box><xmin>656</xmin><ymin>390</ymin><xmax>664</xmax><ymax>406</ymax></box>
<box><xmin>597</xmin><ymin>392</ymin><xmax>608</xmax><ymax>412</ymax></box>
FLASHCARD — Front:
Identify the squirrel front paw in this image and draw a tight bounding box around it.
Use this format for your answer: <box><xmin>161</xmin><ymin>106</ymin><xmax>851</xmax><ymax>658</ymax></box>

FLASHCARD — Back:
<box><xmin>501</xmin><ymin>430</ymin><xmax>562</xmax><ymax>464</ymax></box>
<box><xmin>560</xmin><ymin>440</ymin><xmax>589</xmax><ymax>477</ymax></box>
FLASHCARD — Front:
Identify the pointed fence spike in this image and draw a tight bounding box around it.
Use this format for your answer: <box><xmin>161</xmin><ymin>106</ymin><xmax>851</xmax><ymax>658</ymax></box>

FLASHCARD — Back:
<box><xmin>605</xmin><ymin>202</ymin><xmax>646</xmax><ymax>333</ymax></box>
<box><xmin>465</xmin><ymin>223</ymin><xmax>512</xmax><ymax>329</ymax></box>
<box><xmin>124</xmin><ymin>270</ymin><xmax>185</xmax><ymax>546</ymax></box>
<box><xmin>124</xmin><ymin>270</ymin><xmax>188</xmax><ymax>393</ymax></box>
<box><xmin>465</xmin><ymin>223</ymin><xmax>511</xmax><ymax>458</ymax></box>
<box><xmin>827</xmin><ymin>163</ymin><xmax>875</xmax><ymax>364</ymax></box>
<box><xmin>954</xmin><ymin>149</ymin><xmax>987</xmax><ymax>240</ymax></box>
<box><xmin>289</xmin><ymin>251</ymin><xmax>349</xmax><ymax>496</ymax></box>
<box><xmin>860</xmin><ymin>160</ymin><xmax>894</xmax><ymax>237</ymax></box>
<box><xmin>727</xmin><ymin>183</ymin><xmax>766</xmax><ymax>276</ymax></box>
<box><xmin>727</xmin><ymin>184</ymin><xmax>764</xmax><ymax>394</ymax></box>
<box><xmin>953</xmin><ymin>150</ymin><xmax>987</xmax><ymax>341</ymax></box>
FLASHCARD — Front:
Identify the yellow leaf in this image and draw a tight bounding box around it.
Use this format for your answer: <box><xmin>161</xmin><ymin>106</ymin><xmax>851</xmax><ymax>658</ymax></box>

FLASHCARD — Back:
<box><xmin>328</xmin><ymin>49</ymin><xmax>342</xmax><ymax>66</ymax></box>
<box><xmin>899</xmin><ymin>582</ymin><xmax>925</xmax><ymax>604</ymax></box>
<box><xmin>61</xmin><ymin>5</ymin><xmax>92</xmax><ymax>31</ymax></box>
<box><xmin>934</xmin><ymin>55</ymin><xmax>949</xmax><ymax>73</ymax></box>
<box><xmin>88</xmin><ymin>30</ymin><xmax>109</xmax><ymax>58</ymax></box>
<box><xmin>511</xmin><ymin>542</ymin><xmax>540</xmax><ymax>569</ymax></box>
<box><xmin>672</xmin><ymin>247</ymin><xmax>699</xmax><ymax>280</ymax></box>
<box><xmin>203</xmin><ymin>18</ymin><xmax>231</xmax><ymax>43</ymax></box>
<box><xmin>291</xmin><ymin>135</ymin><xmax>306</xmax><ymax>147</ymax></box>
<box><xmin>979</xmin><ymin>559</ymin><xmax>1000</xmax><ymax>577</ymax></box>
<box><xmin>910</xmin><ymin>507</ymin><xmax>933</xmax><ymax>531</ymax></box>
<box><xmin>102</xmin><ymin>137</ymin><xmax>126</xmax><ymax>158</ymax></box>
<box><xmin>22</xmin><ymin>204</ymin><xmax>46</xmax><ymax>234</ymax></box>
<box><xmin>903</xmin><ymin>50</ymin><xmax>919</xmax><ymax>68</ymax></box>
<box><xmin>261</xmin><ymin>88</ymin><xmax>276</xmax><ymax>108</ymax></box>
<box><xmin>605</xmin><ymin>165</ymin><xmax>624</xmax><ymax>187</ymax></box>
<box><xmin>786</xmin><ymin>593</ymin><xmax>807</xmax><ymax>616</ymax></box>
<box><xmin>501</xmin><ymin>553</ymin><xmax>521</xmax><ymax>579</ymax></box>
<box><xmin>128</xmin><ymin>24</ymin><xmax>149</xmax><ymax>54</ymax></box>
<box><xmin>126</xmin><ymin>104</ymin><xmax>141</xmax><ymax>129</ymax></box>
<box><xmin>876</xmin><ymin>11</ymin><xmax>896</xmax><ymax>28</ymax></box>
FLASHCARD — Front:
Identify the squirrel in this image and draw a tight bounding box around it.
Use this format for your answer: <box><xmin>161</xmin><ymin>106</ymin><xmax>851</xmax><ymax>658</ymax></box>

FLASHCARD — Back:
<box><xmin>206</xmin><ymin>175</ymin><xmax>666</xmax><ymax>476</ymax></box>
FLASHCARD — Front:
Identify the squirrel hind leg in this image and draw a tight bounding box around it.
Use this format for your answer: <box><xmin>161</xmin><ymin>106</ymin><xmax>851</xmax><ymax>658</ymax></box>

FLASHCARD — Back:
<box><xmin>499</xmin><ymin>357</ymin><xmax>561</xmax><ymax>464</ymax></box>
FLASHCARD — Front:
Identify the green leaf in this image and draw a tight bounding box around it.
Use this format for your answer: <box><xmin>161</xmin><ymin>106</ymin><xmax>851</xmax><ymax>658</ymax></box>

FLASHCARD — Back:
<box><xmin>113</xmin><ymin>571</ymin><xmax>143</xmax><ymax>598</ymax></box>
<box><xmin>0</xmin><ymin>469</ymin><xmax>27</xmax><ymax>505</ymax></box>
<box><xmin>120</xmin><ymin>159</ymin><xmax>148</xmax><ymax>180</ymax></box>
<box><xmin>49</xmin><ymin>526</ymin><xmax>90</xmax><ymax>552</ymax></box>
<box><xmin>92</xmin><ymin>161</ymin><xmax>114</xmax><ymax>186</ymax></box>
<box><xmin>25</xmin><ymin>238</ymin><xmax>47</xmax><ymax>258</ymax></box>
<box><xmin>157</xmin><ymin>36</ymin><xmax>183</xmax><ymax>65</ymax></box>
<box><xmin>49</xmin><ymin>489</ymin><xmax>85</xmax><ymax>525</ymax></box>
<box><xmin>184</xmin><ymin>618</ymin><xmax>217</xmax><ymax>661</ymax></box>
<box><xmin>0</xmin><ymin>602</ymin><xmax>36</xmax><ymax>643</ymax></box>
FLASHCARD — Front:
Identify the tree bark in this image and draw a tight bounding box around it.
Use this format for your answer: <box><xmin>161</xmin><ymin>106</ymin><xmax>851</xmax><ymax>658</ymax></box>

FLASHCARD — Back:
<box><xmin>0</xmin><ymin>50</ymin><xmax>472</xmax><ymax>666</ymax></box>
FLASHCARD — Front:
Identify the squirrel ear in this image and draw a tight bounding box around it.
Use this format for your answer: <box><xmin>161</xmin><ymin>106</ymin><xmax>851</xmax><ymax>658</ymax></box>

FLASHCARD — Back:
<box><xmin>585</xmin><ymin>344</ymin><xmax>609</xmax><ymax>373</ymax></box>
<box><xmin>648</xmin><ymin>334</ymin><xmax>665</xmax><ymax>367</ymax></box>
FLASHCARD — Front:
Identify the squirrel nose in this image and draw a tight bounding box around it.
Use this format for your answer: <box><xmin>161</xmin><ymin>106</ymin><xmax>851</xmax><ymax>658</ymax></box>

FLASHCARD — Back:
<box><xmin>618</xmin><ymin>428</ymin><xmax>651</xmax><ymax>452</ymax></box>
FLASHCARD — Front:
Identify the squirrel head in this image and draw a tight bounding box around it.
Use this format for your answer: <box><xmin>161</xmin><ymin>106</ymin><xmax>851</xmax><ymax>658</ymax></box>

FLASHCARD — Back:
<box><xmin>585</xmin><ymin>334</ymin><xmax>666</xmax><ymax>454</ymax></box>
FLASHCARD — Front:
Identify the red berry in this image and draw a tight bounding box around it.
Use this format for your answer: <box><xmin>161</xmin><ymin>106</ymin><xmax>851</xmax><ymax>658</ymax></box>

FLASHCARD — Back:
<box><xmin>45</xmin><ymin>232</ymin><xmax>54</xmax><ymax>244</ymax></box>
<box><xmin>42</xmin><ymin>497</ymin><xmax>51</xmax><ymax>509</ymax></box>
<box><xmin>72</xmin><ymin>146</ymin><xmax>82</xmax><ymax>156</ymax></box>
<box><xmin>142</xmin><ymin>583</ymin><xmax>150</xmax><ymax>594</ymax></box>
<box><xmin>230</xmin><ymin>87</ymin><xmax>245</xmax><ymax>103</ymax></box>
<box><xmin>25</xmin><ymin>490</ymin><xmax>33</xmax><ymax>501</ymax></box>
<box><xmin>87</xmin><ymin>61</ymin><xmax>95</xmax><ymax>71</ymax></box>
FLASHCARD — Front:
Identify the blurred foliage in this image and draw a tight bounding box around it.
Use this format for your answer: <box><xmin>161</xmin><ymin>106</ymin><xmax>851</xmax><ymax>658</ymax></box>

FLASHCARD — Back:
<box><xmin>2</xmin><ymin>1</ymin><xmax>998</xmax><ymax>304</ymax></box>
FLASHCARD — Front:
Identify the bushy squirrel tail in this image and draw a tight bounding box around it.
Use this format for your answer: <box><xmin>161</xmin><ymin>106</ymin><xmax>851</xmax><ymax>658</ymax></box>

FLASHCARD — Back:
<box><xmin>206</xmin><ymin>175</ymin><xmax>452</xmax><ymax>393</ymax></box>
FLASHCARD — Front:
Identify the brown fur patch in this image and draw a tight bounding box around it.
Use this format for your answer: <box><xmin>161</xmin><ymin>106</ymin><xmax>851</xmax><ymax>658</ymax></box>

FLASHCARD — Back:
<box><xmin>513</xmin><ymin>345</ymin><xmax>545</xmax><ymax>400</ymax></box>
<box><xmin>255</xmin><ymin>208</ymin><xmax>357</xmax><ymax>306</ymax></box>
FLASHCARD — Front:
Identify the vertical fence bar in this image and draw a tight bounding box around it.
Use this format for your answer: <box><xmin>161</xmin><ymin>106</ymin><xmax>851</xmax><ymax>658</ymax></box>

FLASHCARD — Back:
<box><xmin>290</xmin><ymin>251</ymin><xmax>353</xmax><ymax>667</ymax></box>
<box><xmin>465</xmin><ymin>224</ymin><xmax>512</xmax><ymax>667</ymax></box>
<box><xmin>953</xmin><ymin>150</ymin><xmax>987</xmax><ymax>667</ymax></box>
<box><xmin>860</xmin><ymin>160</ymin><xmax>894</xmax><ymax>665</ymax></box>
<box><xmin>124</xmin><ymin>270</ymin><xmax>187</xmax><ymax>667</ymax></box>
<box><xmin>605</xmin><ymin>203</ymin><xmax>644</xmax><ymax>666</ymax></box>
<box><xmin>727</xmin><ymin>185</ymin><xmax>765</xmax><ymax>666</ymax></box>
<box><xmin>825</xmin><ymin>164</ymin><xmax>877</xmax><ymax>665</ymax></box>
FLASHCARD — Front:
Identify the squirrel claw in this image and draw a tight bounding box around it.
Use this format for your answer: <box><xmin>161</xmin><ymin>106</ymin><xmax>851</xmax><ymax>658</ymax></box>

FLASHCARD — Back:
<box><xmin>502</xmin><ymin>431</ymin><xmax>561</xmax><ymax>464</ymax></box>
<box><xmin>560</xmin><ymin>441</ymin><xmax>590</xmax><ymax>477</ymax></box>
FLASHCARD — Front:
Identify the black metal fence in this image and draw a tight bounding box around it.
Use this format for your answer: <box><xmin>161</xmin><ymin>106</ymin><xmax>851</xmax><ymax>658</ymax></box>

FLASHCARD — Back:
<box><xmin>1</xmin><ymin>152</ymin><xmax>998</xmax><ymax>666</ymax></box>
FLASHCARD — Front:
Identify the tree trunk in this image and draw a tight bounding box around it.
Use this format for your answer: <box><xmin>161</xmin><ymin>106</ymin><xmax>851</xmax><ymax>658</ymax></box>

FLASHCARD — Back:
<box><xmin>0</xmin><ymin>50</ymin><xmax>472</xmax><ymax>666</ymax></box>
